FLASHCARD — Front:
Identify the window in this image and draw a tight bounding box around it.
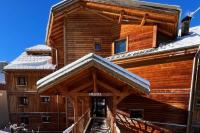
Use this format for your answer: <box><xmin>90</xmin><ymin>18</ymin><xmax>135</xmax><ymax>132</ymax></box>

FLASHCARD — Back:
<box><xmin>41</xmin><ymin>116</ymin><xmax>51</xmax><ymax>123</ymax></box>
<box><xmin>17</xmin><ymin>76</ymin><xmax>27</xmax><ymax>86</ymax></box>
<box><xmin>20</xmin><ymin>116</ymin><xmax>29</xmax><ymax>125</ymax></box>
<box><xmin>130</xmin><ymin>109</ymin><xmax>144</xmax><ymax>119</ymax></box>
<box><xmin>94</xmin><ymin>39</ymin><xmax>102</xmax><ymax>51</ymax></box>
<box><xmin>114</xmin><ymin>38</ymin><xmax>127</xmax><ymax>54</ymax></box>
<box><xmin>196</xmin><ymin>98</ymin><xmax>200</xmax><ymax>106</ymax></box>
<box><xmin>40</xmin><ymin>96</ymin><xmax>50</xmax><ymax>103</ymax></box>
<box><xmin>19</xmin><ymin>97</ymin><xmax>28</xmax><ymax>106</ymax></box>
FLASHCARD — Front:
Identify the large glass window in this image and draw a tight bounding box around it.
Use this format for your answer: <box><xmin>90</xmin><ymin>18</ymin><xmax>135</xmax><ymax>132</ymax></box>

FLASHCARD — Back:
<box><xmin>114</xmin><ymin>39</ymin><xmax>127</xmax><ymax>54</ymax></box>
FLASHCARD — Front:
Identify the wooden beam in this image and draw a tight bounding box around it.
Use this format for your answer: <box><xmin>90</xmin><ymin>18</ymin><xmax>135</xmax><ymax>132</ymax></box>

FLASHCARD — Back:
<box><xmin>97</xmin><ymin>80</ymin><xmax>121</xmax><ymax>93</ymax></box>
<box><xmin>71</xmin><ymin>82</ymin><xmax>93</xmax><ymax>93</ymax></box>
<box><xmin>92</xmin><ymin>71</ymin><xmax>97</xmax><ymax>93</ymax></box>
<box><xmin>140</xmin><ymin>13</ymin><xmax>148</xmax><ymax>26</ymax></box>
<box><xmin>47</xmin><ymin>13</ymin><xmax>54</xmax><ymax>45</ymax></box>
<box><xmin>66</xmin><ymin>92</ymin><xmax>129</xmax><ymax>96</ymax></box>
<box><xmin>85</xmin><ymin>7</ymin><xmax>115</xmax><ymax>22</ymax></box>
<box><xmin>118</xmin><ymin>10</ymin><xmax>125</xmax><ymax>24</ymax></box>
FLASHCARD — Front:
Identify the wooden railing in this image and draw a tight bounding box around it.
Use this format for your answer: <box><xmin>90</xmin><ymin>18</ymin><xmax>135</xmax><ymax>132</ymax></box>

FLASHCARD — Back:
<box><xmin>116</xmin><ymin>109</ymin><xmax>172</xmax><ymax>133</ymax></box>
<box><xmin>63</xmin><ymin>109</ymin><xmax>91</xmax><ymax>133</ymax></box>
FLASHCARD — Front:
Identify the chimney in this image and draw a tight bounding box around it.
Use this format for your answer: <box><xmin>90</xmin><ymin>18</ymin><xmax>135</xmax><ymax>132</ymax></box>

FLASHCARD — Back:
<box><xmin>181</xmin><ymin>15</ymin><xmax>192</xmax><ymax>36</ymax></box>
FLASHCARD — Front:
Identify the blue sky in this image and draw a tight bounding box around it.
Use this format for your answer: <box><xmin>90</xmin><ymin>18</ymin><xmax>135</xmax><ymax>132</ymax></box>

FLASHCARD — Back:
<box><xmin>0</xmin><ymin>0</ymin><xmax>199</xmax><ymax>62</ymax></box>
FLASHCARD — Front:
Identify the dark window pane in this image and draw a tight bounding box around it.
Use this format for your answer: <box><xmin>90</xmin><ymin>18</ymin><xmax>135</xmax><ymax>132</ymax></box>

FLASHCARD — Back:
<box><xmin>19</xmin><ymin>97</ymin><xmax>28</xmax><ymax>105</ymax></box>
<box><xmin>114</xmin><ymin>39</ymin><xmax>126</xmax><ymax>54</ymax></box>
<box><xmin>130</xmin><ymin>110</ymin><xmax>143</xmax><ymax>119</ymax></box>
<box><xmin>95</xmin><ymin>42</ymin><xmax>101</xmax><ymax>51</ymax></box>
<box><xmin>17</xmin><ymin>77</ymin><xmax>27</xmax><ymax>85</ymax></box>
<box><xmin>21</xmin><ymin>117</ymin><xmax>29</xmax><ymax>125</ymax></box>
<box><xmin>40</xmin><ymin>96</ymin><xmax>50</xmax><ymax>103</ymax></box>
<box><xmin>42</xmin><ymin>116</ymin><xmax>51</xmax><ymax>123</ymax></box>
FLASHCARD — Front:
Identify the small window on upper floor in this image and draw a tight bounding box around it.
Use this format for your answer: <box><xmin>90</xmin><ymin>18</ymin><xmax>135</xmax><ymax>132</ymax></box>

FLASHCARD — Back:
<box><xmin>94</xmin><ymin>39</ymin><xmax>102</xmax><ymax>51</ymax></box>
<box><xmin>196</xmin><ymin>98</ymin><xmax>200</xmax><ymax>107</ymax></box>
<box><xmin>40</xmin><ymin>96</ymin><xmax>50</xmax><ymax>103</ymax></box>
<box><xmin>130</xmin><ymin>109</ymin><xmax>144</xmax><ymax>119</ymax></box>
<box><xmin>114</xmin><ymin>38</ymin><xmax>127</xmax><ymax>54</ymax></box>
<box><xmin>16</xmin><ymin>76</ymin><xmax>27</xmax><ymax>86</ymax></box>
<box><xmin>41</xmin><ymin>116</ymin><xmax>51</xmax><ymax>123</ymax></box>
<box><xmin>19</xmin><ymin>96</ymin><xmax>28</xmax><ymax>106</ymax></box>
<box><xmin>20</xmin><ymin>116</ymin><xmax>29</xmax><ymax>125</ymax></box>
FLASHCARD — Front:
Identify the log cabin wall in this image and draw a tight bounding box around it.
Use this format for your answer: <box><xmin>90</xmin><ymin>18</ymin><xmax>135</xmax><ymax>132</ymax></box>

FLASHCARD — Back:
<box><xmin>115</xmin><ymin>53</ymin><xmax>196</xmax><ymax>132</ymax></box>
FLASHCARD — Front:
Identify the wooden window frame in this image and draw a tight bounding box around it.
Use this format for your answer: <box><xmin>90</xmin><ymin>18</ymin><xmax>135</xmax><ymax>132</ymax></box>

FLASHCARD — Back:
<box><xmin>94</xmin><ymin>38</ymin><xmax>102</xmax><ymax>51</ymax></box>
<box><xmin>41</xmin><ymin>116</ymin><xmax>51</xmax><ymax>123</ymax></box>
<box><xmin>16</xmin><ymin>76</ymin><xmax>27</xmax><ymax>86</ymax></box>
<box><xmin>19</xmin><ymin>96</ymin><xmax>28</xmax><ymax>106</ymax></box>
<box><xmin>112</xmin><ymin>36</ymin><xmax>128</xmax><ymax>55</ymax></box>
<box><xmin>129</xmin><ymin>109</ymin><xmax>144</xmax><ymax>119</ymax></box>
<box><xmin>40</xmin><ymin>96</ymin><xmax>50</xmax><ymax>104</ymax></box>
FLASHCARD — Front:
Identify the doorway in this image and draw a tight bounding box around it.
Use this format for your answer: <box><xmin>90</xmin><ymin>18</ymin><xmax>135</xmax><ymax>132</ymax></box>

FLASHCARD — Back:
<box><xmin>91</xmin><ymin>97</ymin><xmax>107</xmax><ymax>117</ymax></box>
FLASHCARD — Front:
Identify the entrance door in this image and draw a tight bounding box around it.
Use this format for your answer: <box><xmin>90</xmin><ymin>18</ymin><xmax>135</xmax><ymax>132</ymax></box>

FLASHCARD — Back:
<box><xmin>92</xmin><ymin>97</ymin><xmax>107</xmax><ymax>117</ymax></box>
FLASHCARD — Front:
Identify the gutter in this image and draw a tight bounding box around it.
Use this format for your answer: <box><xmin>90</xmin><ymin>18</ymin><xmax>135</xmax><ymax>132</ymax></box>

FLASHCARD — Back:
<box><xmin>186</xmin><ymin>47</ymin><xmax>200</xmax><ymax>132</ymax></box>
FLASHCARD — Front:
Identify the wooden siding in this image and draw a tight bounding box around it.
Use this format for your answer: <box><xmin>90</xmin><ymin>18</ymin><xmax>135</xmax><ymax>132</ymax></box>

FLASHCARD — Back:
<box><xmin>120</xmin><ymin>25</ymin><xmax>157</xmax><ymax>51</ymax></box>
<box><xmin>64</xmin><ymin>9</ymin><xmax>116</xmax><ymax>64</ymax></box>
<box><xmin>51</xmin><ymin>9</ymin><xmax>158</xmax><ymax>67</ymax></box>
<box><xmin>116</xmin><ymin>54</ymin><xmax>194</xmax><ymax>131</ymax></box>
<box><xmin>6</xmin><ymin>71</ymin><xmax>53</xmax><ymax>92</ymax></box>
<box><xmin>10</xmin><ymin>113</ymin><xmax>66</xmax><ymax>132</ymax></box>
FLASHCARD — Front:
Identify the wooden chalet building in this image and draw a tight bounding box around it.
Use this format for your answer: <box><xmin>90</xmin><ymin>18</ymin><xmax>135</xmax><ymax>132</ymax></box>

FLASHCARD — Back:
<box><xmin>3</xmin><ymin>0</ymin><xmax>200</xmax><ymax>133</ymax></box>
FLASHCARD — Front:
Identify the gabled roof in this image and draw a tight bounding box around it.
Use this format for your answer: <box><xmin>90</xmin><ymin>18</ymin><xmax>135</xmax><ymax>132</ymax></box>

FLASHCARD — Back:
<box><xmin>107</xmin><ymin>25</ymin><xmax>200</xmax><ymax>61</ymax></box>
<box><xmin>46</xmin><ymin>0</ymin><xmax>180</xmax><ymax>44</ymax></box>
<box><xmin>4</xmin><ymin>45</ymin><xmax>55</xmax><ymax>71</ymax></box>
<box><xmin>37</xmin><ymin>53</ymin><xmax>150</xmax><ymax>94</ymax></box>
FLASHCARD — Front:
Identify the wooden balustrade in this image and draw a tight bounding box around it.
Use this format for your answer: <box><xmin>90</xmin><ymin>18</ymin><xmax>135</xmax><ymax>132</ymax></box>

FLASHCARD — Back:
<box><xmin>116</xmin><ymin>109</ymin><xmax>172</xmax><ymax>133</ymax></box>
<box><xmin>64</xmin><ymin>109</ymin><xmax>91</xmax><ymax>133</ymax></box>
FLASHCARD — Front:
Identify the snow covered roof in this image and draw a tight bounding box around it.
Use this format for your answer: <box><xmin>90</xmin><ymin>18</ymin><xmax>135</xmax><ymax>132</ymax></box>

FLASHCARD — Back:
<box><xmin>37</xmin><ymin>53</ymin><xmax>150</xmax><ymax>94</ymax></box>
<box><xmin>107</xmin><ymin>25</ymin><xmax>200</xmax><ymax>61</ymax></box>
<box><xmin>26</xmin><ymin>44</ymin><xmax>52</xmax><ymax>53</ymax></box>
<box><xmin>4</xmin><ymin>45</ymin><xmax>55</xmax><ymax>70</ymax></box>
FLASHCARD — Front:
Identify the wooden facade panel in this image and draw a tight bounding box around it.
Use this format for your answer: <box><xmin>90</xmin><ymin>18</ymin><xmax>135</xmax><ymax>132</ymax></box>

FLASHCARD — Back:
<box><xmin>8</xmin><ymin>94</ymin><xmax>65</xmax><ymax>113</ymax></box>
<box><xmin>126</xmin><ymin>58</ymin><xmax>193</xmax><ymax>89</ymax></box>
<box><xmin>6</xmin><ymin>71</ymin><xmax>52</xmax><ymax>92</ymax></box>
<box><xmin>64</xmin><ymin>9</ymin><xmax>117</xmax><ymax>64</ymax></box>
<box><xmin>120</xmin><ymin>25</ymin><xmax>157</xmax><ymax>51</ymax></box>
<box><xmin>10</xmin><ymin>113</ymin><xmax>66</xmax><ymax>132</ymax></box>
<box><xmin>118</xmin><ymin>94</ymin><xmax>188</xmax><ymax>124</ymax></box>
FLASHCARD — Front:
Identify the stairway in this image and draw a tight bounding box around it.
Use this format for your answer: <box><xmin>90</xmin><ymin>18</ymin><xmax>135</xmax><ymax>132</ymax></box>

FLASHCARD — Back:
<box><xmin>85</xmin><ymin>118</ymin><xmax>111</xmax><ymax>133</ymax></box>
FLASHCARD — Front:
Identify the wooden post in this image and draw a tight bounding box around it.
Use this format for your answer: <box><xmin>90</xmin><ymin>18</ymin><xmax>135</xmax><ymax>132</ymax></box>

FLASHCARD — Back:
<box><xmin>74</xmin><ymin>96</ymin><xmax>78</xmax><ymax>133</ymax></box>
<box><xmin>112</xmin><ymin>96</ymin><xmax>117</xmax><ymax>133</ymax></box>
<box><xmin>65</xmin><ymin>97</ymin><xmax>68</xmax><ymax>127</ymax></box>
<box><xmin>92</xmin><ymin>71</ymin><xmax>97</xmax><ymax>93</ymax></box>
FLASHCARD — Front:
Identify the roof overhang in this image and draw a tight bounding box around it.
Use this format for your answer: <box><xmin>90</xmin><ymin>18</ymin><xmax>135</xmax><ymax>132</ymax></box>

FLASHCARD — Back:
<box><xmin>37</xmin><ymin>53</ymin><xmax>150</xmax><ymax>95</ymax></box>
